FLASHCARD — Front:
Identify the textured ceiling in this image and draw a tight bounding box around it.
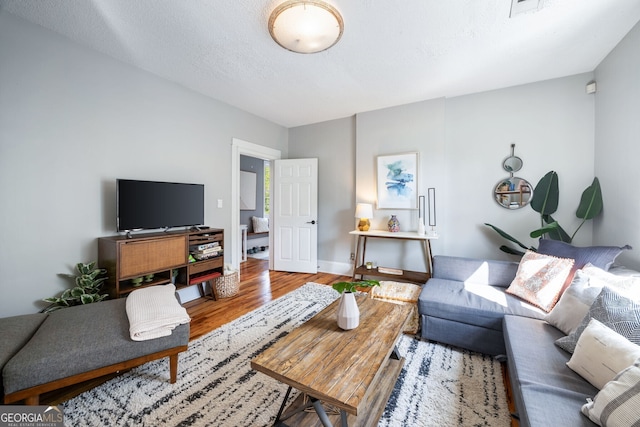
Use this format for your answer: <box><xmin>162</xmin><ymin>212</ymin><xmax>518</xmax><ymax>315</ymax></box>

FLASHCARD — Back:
<box><xmin>2</xmin><ymin>0</ymin><xmax>640</xmax><ymax>127</ymax></box>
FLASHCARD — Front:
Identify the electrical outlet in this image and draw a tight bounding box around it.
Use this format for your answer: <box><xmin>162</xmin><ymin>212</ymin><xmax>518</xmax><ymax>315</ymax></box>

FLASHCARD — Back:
<box><xmin>350</xmin><ymin>253</ymin><xmax>355</xmax><ymax>261</ymax></box>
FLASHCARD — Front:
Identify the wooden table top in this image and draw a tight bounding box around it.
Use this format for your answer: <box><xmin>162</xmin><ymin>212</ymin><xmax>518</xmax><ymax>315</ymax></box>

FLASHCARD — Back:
<box><xmin>251</xmin><ymin>295</ymin><xmax>411</xmax><ymax>416</ymax></box>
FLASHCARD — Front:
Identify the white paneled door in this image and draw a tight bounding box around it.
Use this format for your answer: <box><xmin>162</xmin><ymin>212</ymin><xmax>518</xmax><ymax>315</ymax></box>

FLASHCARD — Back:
<box><xmin>272</xmin><ymin>158</ymin><xmax>318</xmax><ymax>273</ymax></box>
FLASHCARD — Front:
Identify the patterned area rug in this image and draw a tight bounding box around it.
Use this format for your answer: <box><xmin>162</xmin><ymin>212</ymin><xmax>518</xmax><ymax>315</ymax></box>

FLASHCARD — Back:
<box><xmin>61</xmin><ymin>283</ymin><xmax>510</xmax><ymax>426</ymax></box>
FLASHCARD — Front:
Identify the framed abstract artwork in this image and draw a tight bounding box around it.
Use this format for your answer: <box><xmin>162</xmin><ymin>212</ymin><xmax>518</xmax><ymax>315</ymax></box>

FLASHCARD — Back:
<box><xmin>376</xmin><ymin>152</ymin><xmax>419</xmax><ymax>209</ymax></box>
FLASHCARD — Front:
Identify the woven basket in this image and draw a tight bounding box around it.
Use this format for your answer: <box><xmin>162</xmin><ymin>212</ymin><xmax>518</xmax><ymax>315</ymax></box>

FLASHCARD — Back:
<box><xmin>214</xmin><ymin>271</ymin><xmax>239</xmax><ymax>298</ymax></box>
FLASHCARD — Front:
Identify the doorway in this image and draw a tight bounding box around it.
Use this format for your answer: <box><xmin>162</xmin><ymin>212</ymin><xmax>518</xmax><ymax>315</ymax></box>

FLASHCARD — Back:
<box><xmin>231</xmin><ymin>138</ymin><xmax>281</xmax><ymax>272</ymax></box>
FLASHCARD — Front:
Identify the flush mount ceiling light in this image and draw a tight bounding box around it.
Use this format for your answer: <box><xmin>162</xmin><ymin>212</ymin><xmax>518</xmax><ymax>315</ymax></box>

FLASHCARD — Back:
<box><xmin>268</xmin><ymin>0</ymin><xmax>344</xmax><ymax>54</ymax></box>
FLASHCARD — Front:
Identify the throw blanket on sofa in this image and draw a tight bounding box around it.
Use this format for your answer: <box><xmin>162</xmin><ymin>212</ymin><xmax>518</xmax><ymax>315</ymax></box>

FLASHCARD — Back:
<box><xmin>126</xmin><ymin>284</ymin><xmax>191</xmax><ymax>341</ymax></box>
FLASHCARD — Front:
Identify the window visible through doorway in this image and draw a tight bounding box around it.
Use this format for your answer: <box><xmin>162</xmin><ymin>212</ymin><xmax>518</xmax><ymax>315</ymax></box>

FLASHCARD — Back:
<box><xmin>264</xmin><ymin>161</ymin><xmax>270</xmax><ymax>216</ymax></box>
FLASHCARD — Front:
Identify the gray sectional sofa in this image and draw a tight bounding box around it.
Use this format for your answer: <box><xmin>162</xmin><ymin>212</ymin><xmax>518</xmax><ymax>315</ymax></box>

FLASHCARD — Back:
<box><xmin>1</xmin><ymin>298</ymin><xmax>189</xmax><ymax>405</ymax></box>
<box><xmin>418</xmin><ymin>255</ymin><xmax>598</xmax><ymax>427</ymax></box>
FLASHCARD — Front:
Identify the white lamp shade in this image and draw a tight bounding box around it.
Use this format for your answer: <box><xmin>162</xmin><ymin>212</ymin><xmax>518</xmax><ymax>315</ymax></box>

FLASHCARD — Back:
<box><xmin>355</xmin><ymin>203</ymin><xmax>373</xmax><ymax>219</ymax></box>
<box><xmin>269</xmin><ymin>0</ymin><xmax>344</xmax><ymax>54</ymax></box>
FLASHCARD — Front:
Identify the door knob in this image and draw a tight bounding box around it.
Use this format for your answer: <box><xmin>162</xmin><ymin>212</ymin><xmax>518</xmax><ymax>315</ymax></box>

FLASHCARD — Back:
<box><xmin>306</xmin><ymin>220</ymin><xmax>317</xmax><ymax>225</ymax></box>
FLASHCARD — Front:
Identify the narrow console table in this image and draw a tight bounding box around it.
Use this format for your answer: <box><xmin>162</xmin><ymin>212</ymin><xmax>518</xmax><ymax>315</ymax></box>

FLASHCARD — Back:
<box><xmin>350</xmin><ymin>229</ymin><xmax>437</xmax><ymax>283</ymax></box>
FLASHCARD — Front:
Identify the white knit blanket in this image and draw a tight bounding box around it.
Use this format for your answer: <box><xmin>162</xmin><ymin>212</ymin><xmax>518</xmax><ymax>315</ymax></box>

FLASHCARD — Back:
<box><xmin>126</xmin><ymin>284</ymin><xmax>191</xmax><ymax>341</ymax></box>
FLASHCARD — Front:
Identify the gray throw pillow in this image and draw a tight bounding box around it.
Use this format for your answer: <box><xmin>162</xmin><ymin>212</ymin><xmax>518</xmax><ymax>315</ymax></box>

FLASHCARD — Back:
<box><xmin>537</xmin><ymin>239</ymin><xmax>630</xmax><ymax>271</ymax></box>
<box><xmin>555</xmin><ymin>286</ymin><xmax>640</xmax><ymax>354</ymax></box>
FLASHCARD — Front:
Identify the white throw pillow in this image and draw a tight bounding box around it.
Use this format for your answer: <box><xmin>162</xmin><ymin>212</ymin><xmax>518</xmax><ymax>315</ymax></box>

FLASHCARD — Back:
<box><xmin>581</xmin><ymin>358</ymin><xmax>640</xmax><ymax>426</ymax></box>
<box><xmin>546</xmin><ymin>269</ymin><xmax>604</xmax><ymax>335</ymax></box>
<box><xmin>567</xmin><ymin>319</ymin><xmax>640</xmax><ymax>389</ymax></box>
<box><xmin>581</xmin><ymin>264</ymin><xmax>640</xmax><ymax>301</ymax></box>
<box><xmin>252</xmin><ymin>216</ymin><xmax>269</xmax><ymax>233</ymax></box>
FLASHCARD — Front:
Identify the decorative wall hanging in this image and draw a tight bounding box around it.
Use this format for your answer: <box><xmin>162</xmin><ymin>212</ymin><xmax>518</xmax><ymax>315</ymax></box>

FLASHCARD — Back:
<box><xmin>376</xmin><ymin>152</ymin><xmax>418</xmax><ymax>209</ymax></box>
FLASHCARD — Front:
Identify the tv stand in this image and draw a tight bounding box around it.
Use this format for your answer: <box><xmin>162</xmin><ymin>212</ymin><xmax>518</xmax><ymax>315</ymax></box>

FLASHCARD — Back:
<box><xmin>99</xmin><ymin>228</ymin><xmax>224</xmax><ymax>299</ymax></box>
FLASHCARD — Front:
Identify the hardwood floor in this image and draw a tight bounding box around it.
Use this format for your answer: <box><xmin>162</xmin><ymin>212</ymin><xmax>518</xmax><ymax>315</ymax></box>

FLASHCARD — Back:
<box><xmin>39</xmin><ymin>258</ymin><xmax>350</xmax><ymax>405</ymax></box>
<box><xmin>184</xmin><ymin>258</ymin><xmax>350</xmax><ymax>339</ymax></box>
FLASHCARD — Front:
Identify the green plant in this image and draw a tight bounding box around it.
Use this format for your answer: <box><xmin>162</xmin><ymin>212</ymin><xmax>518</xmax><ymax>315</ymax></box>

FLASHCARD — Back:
<box><xmin>486</xmin><ymin>171</ymin><xmax>603</xmax><ymax>256</ymax></box>
<box><xmin>332</xmin><ymin>279</ymin><xmax>380</xmax><ymax>294</ymax></box>
<box><xmin>43</xmin><ymin>261</ymin><xmax>109</xmax><ymax>312</ymax></box>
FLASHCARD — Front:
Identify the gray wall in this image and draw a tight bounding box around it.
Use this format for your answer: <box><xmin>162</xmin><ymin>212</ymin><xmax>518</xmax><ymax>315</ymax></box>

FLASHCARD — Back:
<box><xmin>304</xmin><ymin>75</ymin><xmax>597</xmax><ymax>274</ymax></box>
<box><xmin>0</xmin><ymin>12</ymin><xmax>287</xmax><ymax>316</ymax></box>
<box><xmin>445</xmin><ymin>74</ymin><xmax>596</xmax><ymax>260</ymax></box>
<box><xmin>594</xmin><ymin>20</ymin><xmax>640</xmax><ymax>270</ymax></box>
<box><xmin>289</xmin><ymin>117</ymin><xmax>356</xmax><ymax>274</ymax></box>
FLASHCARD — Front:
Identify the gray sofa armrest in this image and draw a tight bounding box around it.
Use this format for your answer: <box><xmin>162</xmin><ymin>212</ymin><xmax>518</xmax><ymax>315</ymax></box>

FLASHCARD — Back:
<box><xmin>432</xmin><ymin>255</ymin><xmax>519</xmax><ymax>288</ymax></box>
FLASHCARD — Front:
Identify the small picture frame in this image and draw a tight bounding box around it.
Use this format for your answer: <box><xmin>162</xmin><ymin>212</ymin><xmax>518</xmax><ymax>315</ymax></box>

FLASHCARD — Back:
<box><xmin>376</xmin><ymin>152</ymin><xmax>419</xmax><ymax>209</ymax></box>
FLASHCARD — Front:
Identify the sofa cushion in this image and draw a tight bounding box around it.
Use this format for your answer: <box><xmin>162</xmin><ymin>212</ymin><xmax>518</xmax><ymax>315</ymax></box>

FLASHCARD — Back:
<box><xmin>506</xmin><ymin>250</ymin><xmax>574</xmax><ymax>312</ymax></box>
<box><xmin>581</xmin><ymin>358</ymin><xmax>640</xmax><ymax>426</ymax></box>
<box><xmin>0</xmin><ymin>313</ymin><xmax>48</xmax><ymax>370</ymax></box>
<box><xmin>431</xmin><ymin>255</ymin><xmax>518</xmax><ymax>288</ymax></box>
<box><xmin>503</xmin><ymin>315</ymin><xmax>598</xmax><ymax>427</ymax></box>
<box><xmin>567</xmin><ymin>318</ymin><xmax>640</xmax><ymax>390</ymax></box>
<box><xmin>3</xmin><ymin>298</ymin><xmax>189</xmax><ymax>395</ymax></box>
<box><xmin>556</xmin><ymin>287</ymin><xmax>640</xmax><ymax>354</ymax></box>
<box><xmin>419</xmin><ymin>278</ymin><xmax>545</xmax><ymax>332</ymax></box>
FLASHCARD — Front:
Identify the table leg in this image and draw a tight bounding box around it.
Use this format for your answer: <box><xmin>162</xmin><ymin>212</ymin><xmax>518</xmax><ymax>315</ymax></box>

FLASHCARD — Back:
<box><xmin>340</xmin><ymin>409</ymin><xmax>349</xmax><ymax>426</ymax></box>
<box><xmin>311</xmin><ymin>397</ymin><xmax>336</xmax><ymax>427</ymax></box>
<box><xmin>273</xmin><ymin>386</ymin><xmax>293</xmax><ymax>426</ymax></box>
<box><xmin>352</xmin><ymin>235</ymin><xmax>362</xmax><ymax>281</ymax></box>
<box><xmin>423</xmin><ymin>239</ymin><xmax>433</xmax><ymax>275</ymax></box>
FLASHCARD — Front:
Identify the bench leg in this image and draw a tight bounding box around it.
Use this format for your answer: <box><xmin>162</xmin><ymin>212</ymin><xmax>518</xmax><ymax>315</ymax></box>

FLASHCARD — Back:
<box><xmin>24</xmin><ymin>395</ymin><xmax>39</xmax><ymax>405</ymax></box>
<box><xmin>170</xmin><ymin>354</ymin><xmax>178</xmax><ymax>383</ymax></box>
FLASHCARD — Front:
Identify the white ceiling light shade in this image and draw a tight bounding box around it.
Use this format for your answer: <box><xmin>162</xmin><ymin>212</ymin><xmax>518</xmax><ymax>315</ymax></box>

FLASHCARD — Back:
<box><xmin>269</xmin><ymin>0</ymin><xmax>344</xmax><ymax>54</ymax></box>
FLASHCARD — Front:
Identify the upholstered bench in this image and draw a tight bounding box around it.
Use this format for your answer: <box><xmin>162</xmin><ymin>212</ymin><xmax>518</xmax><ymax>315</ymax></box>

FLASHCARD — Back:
<box><xmin>2</xmin><ymin>298</ymin><xmax>189</xmax><ymax>405</ymax></box>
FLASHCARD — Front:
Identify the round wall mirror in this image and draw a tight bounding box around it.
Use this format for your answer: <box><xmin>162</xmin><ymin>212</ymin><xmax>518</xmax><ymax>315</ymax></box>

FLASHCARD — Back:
<box><xmin>502</xmin><ymin>155</ymin><xmax>523</xmax><ymax>173</ymax></box>
<box><xmin>494</xmin><ymin>177</ymin><xmax>533</xmax><ymax>209</ymax></box>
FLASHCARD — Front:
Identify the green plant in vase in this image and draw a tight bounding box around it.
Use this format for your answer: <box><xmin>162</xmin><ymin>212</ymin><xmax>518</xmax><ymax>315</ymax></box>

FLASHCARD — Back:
<box><xmin>332</xmin><ymin>279</ymin><xmax>380</xmax><ymax>294</ymax></box>
<box><xmin>332</xmin><ymin>279</ymin><xmax>380</xmax><ymax>330</ymax></box>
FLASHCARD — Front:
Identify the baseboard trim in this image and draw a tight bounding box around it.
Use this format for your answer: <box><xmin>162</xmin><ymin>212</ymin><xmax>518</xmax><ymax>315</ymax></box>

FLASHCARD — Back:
<box><xmin>317</xmin><ymin>260</ymin><xmax>352</xmax><ymax>276</ymax></box>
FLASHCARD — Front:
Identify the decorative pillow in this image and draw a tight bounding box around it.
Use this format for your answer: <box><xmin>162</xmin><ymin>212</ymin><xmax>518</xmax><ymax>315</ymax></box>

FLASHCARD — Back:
<box><xmin>537</xmin><ymin>240</ymin><xmax>631</xmax><ymax>294</ymax></box>
<box><xmin>537</xmin><ymin>239</ymin><xmax>630</xmax><ymax>271</ymax></box>
<box><xmin>252</xmin><ymin>216</ymin><xmax>269</xmax><ymax>233</ymax></box>
<box><xmin>567</xmin><ymin>318</ymin><xmax>640</xmax><ymax>389</ymax></box>
<box><xmin>506</xmin><ymin>250</ymin><xmax>574</xmax><ymax>312</ymax></box>
<box><xmin>581</xmin><ymin>358</ymin><xmax>640</xmax><ymax>427</ymax></box>
<box><xmin>556</xmin><ymin>287</ymin><xmax>640</xmax><ymax>354</ymax></box>
<box><xmin>581</xmin><ymin>265</ymin><xmax>640</xmax><ymax>302</ymax></box>
<box><xmin>546</xmin><ymin>269</ymin><xmax>604</xmax><ymax>335</ymax></box>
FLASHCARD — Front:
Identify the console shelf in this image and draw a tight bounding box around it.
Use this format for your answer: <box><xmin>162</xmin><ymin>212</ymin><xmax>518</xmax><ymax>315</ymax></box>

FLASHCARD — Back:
<box><xmin>349</xmin><ymin>230</ymin><xmax>437</xmax><ymax>284</ymax></box>
<box><xmin>99</xmin><ymin>228</ymin><xmax>224</xmax><ymax>299</ymax></box>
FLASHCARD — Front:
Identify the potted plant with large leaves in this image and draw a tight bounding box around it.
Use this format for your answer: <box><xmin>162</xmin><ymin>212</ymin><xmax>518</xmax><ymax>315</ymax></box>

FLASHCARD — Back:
<box><xmin>485</xmin><ymin>171</ymin><xmax>603</xmax><ymax>256</ymax></box>
<box><xmin>42</xmin><ymin>261</ymin><xmax>109</xmax><ymax>312</ymax></box>
<box><xmin>332</xmin><ymin>279</ymin><xmax>380</xmax><ymax>330</ymax></box>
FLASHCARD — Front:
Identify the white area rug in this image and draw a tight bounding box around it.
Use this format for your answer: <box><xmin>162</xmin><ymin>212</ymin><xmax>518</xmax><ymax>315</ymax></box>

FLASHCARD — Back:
<box><xmin>62</xmin><ymin>283</ymin><xmax>510</xmax><ymax>426</ymax></box>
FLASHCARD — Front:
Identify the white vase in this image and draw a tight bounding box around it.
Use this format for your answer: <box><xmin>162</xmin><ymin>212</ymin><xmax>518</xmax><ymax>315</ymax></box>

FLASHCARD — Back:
<box><xmin>337</xmin><ymin>292</ymin><xmax>360</xmax><ymax>330</ymax></box>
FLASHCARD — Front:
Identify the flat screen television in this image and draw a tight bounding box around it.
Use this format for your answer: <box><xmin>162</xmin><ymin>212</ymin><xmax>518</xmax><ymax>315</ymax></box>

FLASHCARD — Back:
<box><xmin>117</xmin><ymin>179</ymin><xmax>204</xmax><ymax>232</ymax></box>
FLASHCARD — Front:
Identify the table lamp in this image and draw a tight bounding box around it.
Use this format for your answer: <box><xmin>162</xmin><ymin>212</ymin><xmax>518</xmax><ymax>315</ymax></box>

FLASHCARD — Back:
<box><xmin>355</xmin><ymin>203</ymin><xmax>373</xmax><ymax>231</ymax></box>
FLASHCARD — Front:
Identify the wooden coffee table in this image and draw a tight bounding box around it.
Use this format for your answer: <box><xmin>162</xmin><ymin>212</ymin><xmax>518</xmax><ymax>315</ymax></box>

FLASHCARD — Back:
<box><xmin>251</xmin><ymin>294</ymin><xmax>411</xmax><ymax>427</ymax></box>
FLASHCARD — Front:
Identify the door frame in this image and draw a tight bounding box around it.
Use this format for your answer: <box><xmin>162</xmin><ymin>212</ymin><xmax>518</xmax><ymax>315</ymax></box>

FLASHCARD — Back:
<box><xmin>231</xmin><ymin>138</ymin><xmax>281</xmax><ymax>271</ymax></box>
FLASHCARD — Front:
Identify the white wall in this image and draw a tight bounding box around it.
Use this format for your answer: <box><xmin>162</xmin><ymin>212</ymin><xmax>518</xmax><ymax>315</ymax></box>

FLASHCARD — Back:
<box><xmin>289</xmin><ymin>117</ymin><xmax>356</xmax><ymax>275</ymax></box>
<box><xmin>0</xmin><ymin>12</ymin><xmax>287</xmax><ymax>316</ymax></box>
<box><xmin>594</xmin><ymin>21</ymin><xmax>640</xmax><ymax>270</ymax></box>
